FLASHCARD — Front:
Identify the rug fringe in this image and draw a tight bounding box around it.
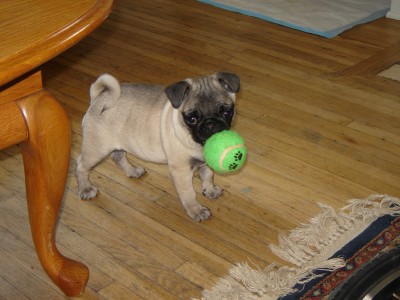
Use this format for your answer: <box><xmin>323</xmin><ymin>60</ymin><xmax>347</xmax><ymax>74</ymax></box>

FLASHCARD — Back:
<box><xmin>269</xmin><ymin>194</ymin><xmax>400</xmax><ymax>267</ymax></box>
<box><xmin>199</xmin><ymin>194</ymin><xmax>400</xmax><ymax>299</ymax></box>
<box><xmin>201</xmin><ymin>259</ymin><xmax>345</xmax><ymax>300</ymax></box>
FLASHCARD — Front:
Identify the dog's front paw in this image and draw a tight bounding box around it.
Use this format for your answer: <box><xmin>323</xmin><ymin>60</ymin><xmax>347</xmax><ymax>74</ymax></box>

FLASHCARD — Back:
<box><xmin>187</xmin><ymin>205</ymin><xmax>212</xmax><ymax>222</ymax></box>
<box><xmin>127</xmin><ymin>166</ymin><xmax>146</xmax><ymax>178</ymax></box>
<box><xmin>79</xmin><ymin>186</ymin><xmax>98</xmax><ymax>200</ymax></box>
<box><xmin>202</xmin><ymin>186</ymin><xmax>223</xmax><ymax>199</ymax></box>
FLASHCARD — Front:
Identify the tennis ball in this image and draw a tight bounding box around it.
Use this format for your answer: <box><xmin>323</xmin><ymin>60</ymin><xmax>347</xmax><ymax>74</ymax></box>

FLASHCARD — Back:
<box><xmin>203</xmin><ymin>130</ymin><xmax>247</xmax><ymax>174</ymax></box>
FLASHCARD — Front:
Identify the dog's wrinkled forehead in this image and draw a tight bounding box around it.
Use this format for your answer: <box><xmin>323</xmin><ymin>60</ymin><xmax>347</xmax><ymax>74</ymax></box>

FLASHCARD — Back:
<box><xmin>164</xmin><ymin>72</ymin><xmax>240</xmax><ymax>110</ymax></box>
<box><xmin>185</xmin><ymin>76</ymin><xmax>230</xmax><ymax>108</ymax></box>
<box><xmin>184</xmin><ymin>74</ymin><xmax>237</xmax><ymax>110</ymax></box>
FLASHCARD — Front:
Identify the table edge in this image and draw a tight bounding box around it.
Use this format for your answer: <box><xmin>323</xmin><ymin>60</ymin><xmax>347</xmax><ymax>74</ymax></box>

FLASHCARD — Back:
<box><xmin>0</xmin><ymin>0</ymin><xmax>115</xmax><ymax>86</ymax></box>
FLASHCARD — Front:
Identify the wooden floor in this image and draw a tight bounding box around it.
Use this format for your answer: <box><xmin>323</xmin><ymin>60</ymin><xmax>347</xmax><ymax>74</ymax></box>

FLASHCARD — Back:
<box><xmin>1</xmin><ymin>0</ymin><xmax>400</xmax><ymax>298</ymax></box>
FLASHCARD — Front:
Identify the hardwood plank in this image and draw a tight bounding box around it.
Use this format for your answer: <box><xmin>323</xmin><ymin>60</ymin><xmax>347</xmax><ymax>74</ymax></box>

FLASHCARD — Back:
<box><xmin>175</xmin><ymin>262</ymin><xmax>221</xmax><ymax>291</ymax></box>
<box><xmin>0</xmin><ymin>227</ymin><xmax>63</xmax><ymax>299</ymax></box>
<box><xmin>99</xmin><ymin>282</ymin><xmax>143</xmax><ymax>300</ymax></box>
<box><xmin>340</xmin><ymin>41</ymin><xmax>400</xmax><ymax>75</ymax></box>
<box><xmin>0</xmin><ymin>275</ymin><xmax>29</xmax><ymax>300</ymax></box>
<box><xmin>1</xmin><ymin>0</ymin><xmax>400</xmax><ymax>298</ymax></box>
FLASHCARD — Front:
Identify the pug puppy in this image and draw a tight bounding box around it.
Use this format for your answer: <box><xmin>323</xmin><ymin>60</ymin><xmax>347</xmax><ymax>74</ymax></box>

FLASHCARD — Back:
<box><xmin>76</xmin><ymin>72</ymin><xmax>240</xmax><ymax>221</ymax></box>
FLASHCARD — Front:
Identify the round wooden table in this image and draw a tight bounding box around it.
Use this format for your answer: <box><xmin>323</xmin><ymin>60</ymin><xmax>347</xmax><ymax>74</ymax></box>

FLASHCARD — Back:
<box><xmin>0</xmin><ymin>0</ymin><xmax>114</xmax><ymax>296</ymax></box>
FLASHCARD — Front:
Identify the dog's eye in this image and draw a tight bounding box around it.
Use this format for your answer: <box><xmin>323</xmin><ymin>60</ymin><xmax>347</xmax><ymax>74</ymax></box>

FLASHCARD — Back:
<box><xmin>222</xmin><ymin>111</ymin><xmax>232</xmax><ymax>119</ymax></box>
<box><xmin>187</xmin><ymin>116</ymin><xmax>198</xmax><ymax>125</ymax></box>
<box><xmin>185</xmin><ymin>111</ymin><xmax>200</xmax><ymax>126</ymax></box>
<box><xmin>220</xmin><ymin>106</ymin><xmax>233</xmax><ymax>120</ymax></box>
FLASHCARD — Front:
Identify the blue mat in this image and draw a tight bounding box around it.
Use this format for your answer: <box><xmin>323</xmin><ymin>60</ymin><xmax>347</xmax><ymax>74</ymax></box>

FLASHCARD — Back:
<box><xmin>199</xmin><ymin>0</ymin><xmax>391</xmax><ymax>38</ymax></box>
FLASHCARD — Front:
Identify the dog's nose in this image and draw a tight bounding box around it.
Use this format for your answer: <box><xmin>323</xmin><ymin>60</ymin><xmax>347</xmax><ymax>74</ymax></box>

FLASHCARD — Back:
<box><xmin>201</xmin><ymin>119</ymin><xmax>228</xmax><ymax>144</ymax></box>
<box><xmin>204</xmin><ymin>119</ymin><xmax>226</xmax><ymax>134</ymax></box>
<box><xmin>206</xmin><ymin>122</ymin><xmax>215</xmax><ymax>132</ymax></box>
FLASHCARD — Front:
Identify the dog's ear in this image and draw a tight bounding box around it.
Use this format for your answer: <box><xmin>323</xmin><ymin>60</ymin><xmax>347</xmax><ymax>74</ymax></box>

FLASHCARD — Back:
<box><xmin>165</xmin><ymin>81</ymin><xmax>191</xmax><ymax>108</ymax></box>
<box><xmin>217</xmin><ymin>72</ymin><xmax>240</xmax><ymax>93</ymax></box>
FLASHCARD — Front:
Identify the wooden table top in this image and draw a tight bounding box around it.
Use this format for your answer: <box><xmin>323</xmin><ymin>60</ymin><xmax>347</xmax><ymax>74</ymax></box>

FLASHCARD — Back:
<box><xmin>0</xmin><ymin>0</ymin><xmax>114</xmax><ymax>86</ymax></box>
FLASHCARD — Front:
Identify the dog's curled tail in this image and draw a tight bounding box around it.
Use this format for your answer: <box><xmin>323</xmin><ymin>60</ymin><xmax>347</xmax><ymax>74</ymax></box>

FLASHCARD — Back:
<box><xmin>88</xmin><ymin>74</ymin><xmax>121</xmax><ymax>115</ymax></box>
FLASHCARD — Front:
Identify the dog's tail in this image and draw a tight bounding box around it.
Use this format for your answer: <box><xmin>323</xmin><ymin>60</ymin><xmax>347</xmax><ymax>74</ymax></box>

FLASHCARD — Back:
<box><xmin>88</xmin><ymin>74</ymin><xmax>121</xmax><ymax>114</ymax></box>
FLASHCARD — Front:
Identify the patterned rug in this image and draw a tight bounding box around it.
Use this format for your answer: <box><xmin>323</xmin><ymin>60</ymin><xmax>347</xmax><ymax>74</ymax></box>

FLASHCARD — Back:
<box><xmin>200</xmin><ymin>194</ymin><xmax>400</xmax><ymax>299</ymax></box>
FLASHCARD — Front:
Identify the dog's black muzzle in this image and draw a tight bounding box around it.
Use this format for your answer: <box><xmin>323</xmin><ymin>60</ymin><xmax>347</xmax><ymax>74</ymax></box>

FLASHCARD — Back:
<box><xmin>196</xmin><ymin>118</ymin><xmax>230</xmax><ymax>145</ymax></box>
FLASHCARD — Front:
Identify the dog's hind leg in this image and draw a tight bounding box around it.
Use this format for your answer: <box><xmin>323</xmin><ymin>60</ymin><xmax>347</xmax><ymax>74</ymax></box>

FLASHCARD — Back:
<box><xmin>110</xmin><ymin>150</ymin><xmax>145</xmax><ymax>178</ymax></box>
<box><xmin>76</xmin><ymin>148</ymin><xmax>110</xmax><ymax>200</ymax></box>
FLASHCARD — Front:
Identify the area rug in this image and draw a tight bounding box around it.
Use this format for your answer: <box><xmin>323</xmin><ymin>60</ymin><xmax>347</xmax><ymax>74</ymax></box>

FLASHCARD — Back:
<box><xmin>199</xmin><ymin>0</ymin><xmax>391</xmax><ymax>38</ymax></box>
<box><xmin>200</xmin><ymin>194</ymin><xmax>400</xmax><ymax>299</ymax></box>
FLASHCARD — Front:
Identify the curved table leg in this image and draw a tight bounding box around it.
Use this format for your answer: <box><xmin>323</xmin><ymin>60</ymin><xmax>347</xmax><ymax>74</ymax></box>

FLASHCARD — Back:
<box><xmin>17</xmin><ymin>90</ymin><xmax>89</xmax><ymax>297</ymax></box>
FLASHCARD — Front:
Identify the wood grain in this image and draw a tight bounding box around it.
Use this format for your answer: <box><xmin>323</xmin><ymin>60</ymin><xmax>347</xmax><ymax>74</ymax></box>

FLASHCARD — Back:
<box><xmin>18</xmin><ymin>91</ymin><xmax>89</xmax><ymax>296</ymax></box>
<box><xmin>0</xmin><ymin>0</ymin><xmax>115</xmax><ymax>86</ymax></box>
<box><xmin>1</xmin><ymin>0</ymin><xmax>400</xmax><ymax>298</ymax></box>
<box><xmin>0</xmin><ymin>71</ymin><xmax>42</xmax><ymax>104</ymax></box>
<box><xmin>0</xmin><ymin>101</ymin><xmax>27</xmax><ymax>149</ymax></box>
<box><xmin>0</xmin><ymin>0</ymin><xmax>114</xmax><ymax>296</ymax></box>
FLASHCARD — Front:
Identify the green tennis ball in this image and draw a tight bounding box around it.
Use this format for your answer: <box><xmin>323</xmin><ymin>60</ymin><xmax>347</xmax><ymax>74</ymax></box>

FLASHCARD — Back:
<box><xmin>203</xmin><ymin>130</ymin><xmax>247</xmax><ymax>174</ymax></box>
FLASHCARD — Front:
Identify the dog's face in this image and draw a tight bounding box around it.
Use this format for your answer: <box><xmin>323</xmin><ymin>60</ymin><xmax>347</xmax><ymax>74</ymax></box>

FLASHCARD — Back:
<box><xmin>165</xmin><ymin>72</ymin><xmax>240</xmax><ymax>145</ymax></box>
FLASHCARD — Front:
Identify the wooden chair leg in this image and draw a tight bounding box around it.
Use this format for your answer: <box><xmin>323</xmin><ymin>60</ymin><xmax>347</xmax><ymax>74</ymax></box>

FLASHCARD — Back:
<box><xmin>17</xmin><ymin>90</ymin><xmax>89</xmax><ymax>297</ymax></box>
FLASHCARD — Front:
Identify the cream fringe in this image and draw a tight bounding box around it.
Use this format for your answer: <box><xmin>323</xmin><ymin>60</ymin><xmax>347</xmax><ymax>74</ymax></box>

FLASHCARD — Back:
<box><xmin>199</xmin><ymin>194</ymin><xmax>400</xmax><ymax>300</ymax></box>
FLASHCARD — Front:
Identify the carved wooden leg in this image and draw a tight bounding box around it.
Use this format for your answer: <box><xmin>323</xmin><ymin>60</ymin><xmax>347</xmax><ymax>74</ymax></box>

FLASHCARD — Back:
<box><xmin>17</xmin><ymin>90</ymin><xmax>89</xmax><ymax>297</ymax></box>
